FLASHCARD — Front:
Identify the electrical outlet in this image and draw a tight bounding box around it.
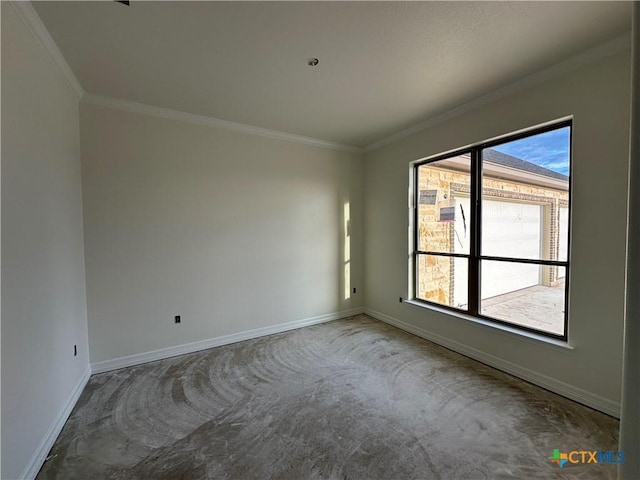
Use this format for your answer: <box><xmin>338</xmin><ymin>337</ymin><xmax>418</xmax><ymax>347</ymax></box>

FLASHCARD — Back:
<box><xmin>74</xmin><ymin>345</ymin><xmax>77</xmax><ymax>356</ymax></box>
<box><xmin>353</xmin><ymin>287</ymin><xmax>357</xmax><ymax>294</ymax></box>
<box><xmin>175</xmin><ymin>315</ymin><xmax>181</xmax><ymax>324</ymax></box>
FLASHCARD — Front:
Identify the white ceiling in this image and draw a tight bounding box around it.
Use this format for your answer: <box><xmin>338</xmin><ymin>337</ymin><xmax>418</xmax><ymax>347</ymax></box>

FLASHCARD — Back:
<box><xmin>32</xmin><ymin>1</ymin><xmax>632</xmax><ymax>148</ymax></box>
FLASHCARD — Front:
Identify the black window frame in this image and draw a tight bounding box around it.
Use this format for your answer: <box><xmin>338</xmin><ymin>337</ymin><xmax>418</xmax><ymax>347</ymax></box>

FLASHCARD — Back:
<box><xmin>412</xmin><ymin>120</ymin><xmax>572</xmax><ymax>340</ymax></box>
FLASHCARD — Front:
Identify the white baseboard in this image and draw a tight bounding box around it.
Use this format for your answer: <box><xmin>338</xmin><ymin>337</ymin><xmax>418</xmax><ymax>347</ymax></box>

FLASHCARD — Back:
<box><xmin>91</xmin><ymin>308</ymin><xmax>364</xmax><ymax>374</ymax></box>
<box><xmin>364</xmin><ymin>308</ymin><xmax>620</xmax><ymax>418</ymax></box>
<box><xmin>21</xmin><ymin>364</ymin><xmax>91</xmax><ymax>480</ymax></box>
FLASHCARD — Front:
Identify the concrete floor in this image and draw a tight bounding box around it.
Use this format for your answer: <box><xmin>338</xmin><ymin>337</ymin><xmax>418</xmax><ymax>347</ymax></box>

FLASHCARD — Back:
<box><xmin>38</xmin><ymin>315</ymin><xmax>617</xmax><ymax>479</ymax></box>
<box><xmin>482</xmin><ymin>281</ymin><xmax>566</xmax><ymax>335</ymax></box>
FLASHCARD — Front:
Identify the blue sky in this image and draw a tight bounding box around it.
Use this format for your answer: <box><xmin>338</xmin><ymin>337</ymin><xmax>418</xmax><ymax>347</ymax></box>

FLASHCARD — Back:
<box><xmin>491</xmin><ymin>126</ymin><xmax>570</xmax><ymax>176</ymax></box>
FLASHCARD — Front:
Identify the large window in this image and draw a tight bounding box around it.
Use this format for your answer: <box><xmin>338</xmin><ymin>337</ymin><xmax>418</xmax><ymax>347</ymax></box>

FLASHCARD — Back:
<box><xmin>413</xmin><ymin>122</ymin><xmax>571</xmax><ymax>339</ymax></box>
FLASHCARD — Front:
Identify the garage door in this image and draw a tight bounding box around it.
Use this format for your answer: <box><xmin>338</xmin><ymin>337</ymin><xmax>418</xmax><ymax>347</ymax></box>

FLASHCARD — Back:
<box><xmin>453</xmin><ymin>197</ymin><xmax>542</xmax><ymax>305</ymax></box>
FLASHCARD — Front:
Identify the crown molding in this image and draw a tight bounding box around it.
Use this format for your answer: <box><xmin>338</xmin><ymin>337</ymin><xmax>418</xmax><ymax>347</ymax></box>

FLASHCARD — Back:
<box><xmin>365</xmin><ymin>32</ymin><xmax>632</xmax><ymax>153</ymax></box>
<box><xmin>81</xmin><ymin>94</ymin><xmax>363</xmax><ymax>154</ymax></box>
<box><xmin>9</xmin><ymin>0</ymin><xmax>629</xmax><ymax>155</ymax></box>
<box><xmin>9</xmin><ymin>1</ymin><xmax>84</xmax><ymax>99</ymax></box>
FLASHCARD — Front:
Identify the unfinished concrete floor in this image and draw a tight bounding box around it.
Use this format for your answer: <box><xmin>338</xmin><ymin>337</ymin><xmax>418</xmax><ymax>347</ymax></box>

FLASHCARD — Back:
<box><xmin>38</xmin><ymin>315</ymin><xmax>618</xmax><ymax>479</ymax></box>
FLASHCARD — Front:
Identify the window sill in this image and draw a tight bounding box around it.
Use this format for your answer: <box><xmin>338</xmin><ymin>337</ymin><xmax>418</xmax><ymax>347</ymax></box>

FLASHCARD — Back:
<box><xmin>403</xmin><ymin>299</ymin><xmax>574</xmax><ymax>351</ymax></box>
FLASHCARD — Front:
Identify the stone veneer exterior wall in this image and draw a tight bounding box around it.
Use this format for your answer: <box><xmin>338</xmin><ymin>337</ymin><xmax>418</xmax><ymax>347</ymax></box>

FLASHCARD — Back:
<box><xmin>417</xmin><ymin>163</ymin><xmax>568</xmax><ymax>305</ymax></box>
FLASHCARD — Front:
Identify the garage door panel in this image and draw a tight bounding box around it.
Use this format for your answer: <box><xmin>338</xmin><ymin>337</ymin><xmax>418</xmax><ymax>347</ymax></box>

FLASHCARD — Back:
<box><xmin>480</xmin><ymin>260</ymin><xmax>540</xmax><ymax>300</ymax></box>
<box><xmin>481</xmin><ymin>200</ymin><xmax>542</xmax><ymax>260</ymax></box>
<box><xmin>455</xmin><ymin>197</ymin><xmax>543</xmax><ymax>300</ymax></box>
<box><xmin>481</xmin><ymin>199</ymin><xmax>542</xmax><ymax>296</ymax></box>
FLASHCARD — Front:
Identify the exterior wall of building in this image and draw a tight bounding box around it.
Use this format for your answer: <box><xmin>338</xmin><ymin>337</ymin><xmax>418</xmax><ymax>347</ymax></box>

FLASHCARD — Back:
<box><xmin>416</xmin><ymin>164</ymin><xmax>568</xmax><ymax>304</ymax></box>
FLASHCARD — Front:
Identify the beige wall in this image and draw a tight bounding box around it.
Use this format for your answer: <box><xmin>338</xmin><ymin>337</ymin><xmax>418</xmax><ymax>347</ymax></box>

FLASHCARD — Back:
<box><xmin>1</xmin><ymin>4</ymin><xmax>89</xmax><ymax>478</ymax></box>
<box><xmin>364</xmin><ymin>50</ymin><xmax>631</xmax><ymax>414</ymax></box>
<box><xmin>1</xmin><ymin>5</ymin><xmax>632</xmax><ymax>477</ymax></box>
<box><xmin>80</xmin><ymin>103</ymin><xmax>364</xmax><ymax>364</ymax></box>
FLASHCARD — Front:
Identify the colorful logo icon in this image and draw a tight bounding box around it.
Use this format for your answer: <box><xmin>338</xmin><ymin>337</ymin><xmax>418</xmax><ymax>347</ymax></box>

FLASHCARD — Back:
<box><xmin>549</xmin><ymin>449</ymin><xmax>625</xmax><ymax>467</ymax></box>
<box><xmin>550</xmin><ymin>449</ymin><xmax>568</xmax><ymax>467</ymax></box>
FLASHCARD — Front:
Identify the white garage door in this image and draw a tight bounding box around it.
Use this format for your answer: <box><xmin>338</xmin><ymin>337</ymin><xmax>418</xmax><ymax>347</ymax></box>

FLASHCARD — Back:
<box><xmin>453</xmin><ymin>198</ymin><xmax>542</xmax><ymax>305</ymax></box>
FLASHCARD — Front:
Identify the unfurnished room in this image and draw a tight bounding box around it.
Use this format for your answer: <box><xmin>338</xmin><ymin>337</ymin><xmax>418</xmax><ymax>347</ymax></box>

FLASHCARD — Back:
<box><xmin>1</xmin><ymin>1</ymin><xmax>639</xmax><ymax>479</ymax></box>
